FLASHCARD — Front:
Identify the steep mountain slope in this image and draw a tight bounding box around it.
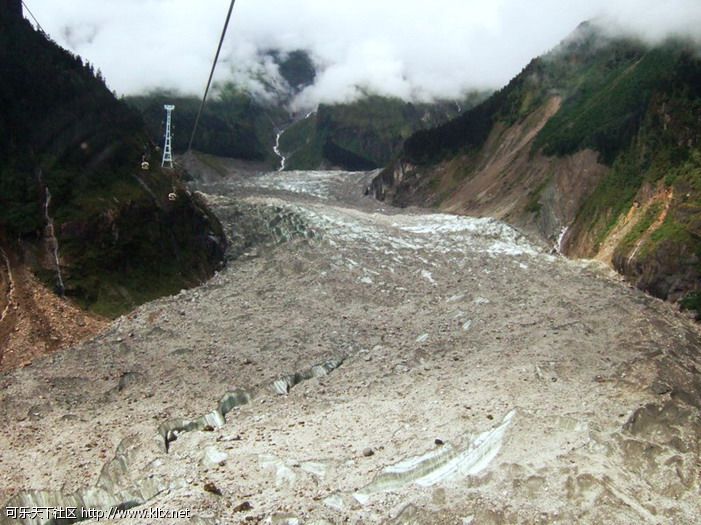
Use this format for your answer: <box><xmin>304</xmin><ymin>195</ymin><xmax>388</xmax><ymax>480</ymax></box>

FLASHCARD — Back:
<box><xmin>0</xmin><ymin>7</ymin><xmax>226</xmax><ymax>362</ymax></box>
<box><xmin>279</xmin><ymin>93</ymin><xmax>488</xmax><ymax>171</ymax></box>
<box><xmin>372</xmin><ymin>22</ymin><xmax>701</xmax><ymax>316</ymax></box>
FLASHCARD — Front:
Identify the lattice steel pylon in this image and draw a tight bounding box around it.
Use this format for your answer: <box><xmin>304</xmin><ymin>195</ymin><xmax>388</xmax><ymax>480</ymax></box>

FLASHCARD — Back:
<box><xmin>161</xmin><ymin>104</ymin><xmax>175</xmax><ymax>168</ymax></box>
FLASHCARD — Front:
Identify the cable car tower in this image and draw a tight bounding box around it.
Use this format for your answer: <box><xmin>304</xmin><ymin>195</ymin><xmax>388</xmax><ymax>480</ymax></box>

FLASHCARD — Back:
<box><xmin>161</xmin><ymin>104</ymin><xmax>175</xmax><ymax>168</ymax></box>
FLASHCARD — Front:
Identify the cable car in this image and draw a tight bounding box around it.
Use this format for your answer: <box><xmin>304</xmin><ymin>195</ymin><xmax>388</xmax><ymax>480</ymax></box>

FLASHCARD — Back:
<box><xmin>140</xmin><ymin>153</ymin><xmax>150</xmax><ymax>171</ymax></box>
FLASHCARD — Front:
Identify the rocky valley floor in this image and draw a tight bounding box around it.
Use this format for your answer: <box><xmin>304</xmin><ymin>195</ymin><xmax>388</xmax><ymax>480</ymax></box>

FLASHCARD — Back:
<box><xmin>1</xmin><ymin>159</ymin><xmax>700</xmax><ymax>524</ymax></box>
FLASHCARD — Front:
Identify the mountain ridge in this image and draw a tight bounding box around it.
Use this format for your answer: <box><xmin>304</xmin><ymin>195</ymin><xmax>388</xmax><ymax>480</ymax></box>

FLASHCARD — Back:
<box><xmin>371</xmin><ymin>21</ymin><xmax>701</xmax><ymax>316</ymax></box>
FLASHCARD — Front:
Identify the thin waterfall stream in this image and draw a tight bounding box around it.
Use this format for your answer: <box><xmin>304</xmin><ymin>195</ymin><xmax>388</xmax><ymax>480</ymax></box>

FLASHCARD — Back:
<box><xmin>273</xmin><ymin>128</ymin><xmax>287</xmax><ymax>172</ymax></box>
<box><xmin>43</xmin><ymin>186</ymin><xmax>65</xmax><ymax>296</ymax></box>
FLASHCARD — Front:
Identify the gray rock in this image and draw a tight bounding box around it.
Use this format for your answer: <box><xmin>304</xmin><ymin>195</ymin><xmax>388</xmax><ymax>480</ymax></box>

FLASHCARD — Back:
<box><xmin>650</xmin><ymin>381</ymin><xmax>672</xmax><ymax>395</ymax></box>
<box><xmin>201</xmin><ymin>446</ymin><xmax>228</xmax><ymax>467</ymax></box>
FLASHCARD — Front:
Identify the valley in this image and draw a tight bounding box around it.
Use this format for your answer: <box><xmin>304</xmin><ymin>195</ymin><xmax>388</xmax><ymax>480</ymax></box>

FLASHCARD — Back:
<box><xmin>2</xmin><ymin>3</ymin><xmax>701</xmax><ymax>524</ymax></box>
<box><xmin>1</xmin><ymin>158</ymin><xmax>699</xmax><ymax>524</ymax></box>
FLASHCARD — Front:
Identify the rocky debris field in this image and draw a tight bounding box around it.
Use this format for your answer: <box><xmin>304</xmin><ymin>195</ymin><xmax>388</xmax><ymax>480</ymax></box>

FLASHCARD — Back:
<box><xmin>1</xmin><ymin>160</ymin><xmax>700</xmax><ymax>524</ymax></box>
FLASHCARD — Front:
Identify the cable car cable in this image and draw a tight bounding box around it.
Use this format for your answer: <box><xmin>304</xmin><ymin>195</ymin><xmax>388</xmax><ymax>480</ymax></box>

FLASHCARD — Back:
<box><xmin>21</xmin><ymin>1</ymin><xmax>47</xmax><ymax>33</ymax></box>
<box><xmin>187</xmin><ymin>0</ymin><xmax>237</xmax><ymax>151</ymax></box>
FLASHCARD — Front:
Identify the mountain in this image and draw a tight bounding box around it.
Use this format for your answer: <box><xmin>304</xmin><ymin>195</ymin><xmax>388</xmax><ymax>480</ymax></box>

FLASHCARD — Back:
<box><xmin>278</xmin><ymin>92</ymin><xmax>489</xmax><ymax>171</ymax></box>
<box><xmin>0</xmin><ymin>6</ymin><xmax>226</xmax><ymax>334</ymax></box>
<box><xmin>126</xmin><ymin>50</ymin><xmax>316</xmax><ymax>168</ymax></box>
<box><xmin>127</xmin><ymin>49</ymin><xmax>488</xmax><ymax>172</ymax></box>
<box><xmin>371</xmin><ymin>21</ymin><xmax>701</xmax><ymax>317</ymax></box>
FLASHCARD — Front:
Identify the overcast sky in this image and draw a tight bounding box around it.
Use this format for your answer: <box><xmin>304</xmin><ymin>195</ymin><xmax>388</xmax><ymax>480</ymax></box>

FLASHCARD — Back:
<box><xmin>28</xmin><ymin>0</ymin><xmax>701</xmax><ymax>108</ymax></box>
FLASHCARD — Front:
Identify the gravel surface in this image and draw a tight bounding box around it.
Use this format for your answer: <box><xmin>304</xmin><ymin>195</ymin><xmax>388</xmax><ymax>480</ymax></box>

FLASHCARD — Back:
<box><xmin>1</xmin><ymin>161</ymin><xmax>700</xmax><ymax>524</ymax></box>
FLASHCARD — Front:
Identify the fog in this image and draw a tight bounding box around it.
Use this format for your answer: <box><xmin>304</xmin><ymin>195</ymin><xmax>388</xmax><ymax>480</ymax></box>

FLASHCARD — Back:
<box><xmin>27</xmin><ymin>0</ymin><xmax>701</xmax><ymax>109</ymax></box>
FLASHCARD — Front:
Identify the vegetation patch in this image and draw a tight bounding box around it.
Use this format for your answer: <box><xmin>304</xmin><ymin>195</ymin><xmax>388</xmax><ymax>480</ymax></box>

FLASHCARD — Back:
<box><xmin>618</xmin><ymin>202</ymin><xmax>663</xmax><ymax>253</ymax></box>
<box><xmin>681</xmin><ymin>292</ymin><xmax>701</xmax><ymax>320</ymax></box>
<box><xmin>525</xmin><ymin>176</ymin><xmax>551</xmax><ymax>215</ymax></box>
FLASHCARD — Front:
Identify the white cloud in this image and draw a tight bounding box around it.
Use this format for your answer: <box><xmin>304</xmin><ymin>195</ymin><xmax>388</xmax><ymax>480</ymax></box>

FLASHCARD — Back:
<box><xmin>28</xmin><ymin>0</ymin><xmax>701</xmax><ymax>108</ymax></box>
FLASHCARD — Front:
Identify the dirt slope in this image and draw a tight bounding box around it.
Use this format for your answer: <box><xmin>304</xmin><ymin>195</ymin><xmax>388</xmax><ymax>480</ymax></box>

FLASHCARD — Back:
<box><xmin>371</xmin><ymin>98</ymin><xmax>609</xmax><ymax>246</ymax></box>
<box><xmin>1</xmin><ymin>163</ymin><xmax>699</xmax><ymax>524</ymax></box>
<box><xmin>0</xmin><ymin>243</ymin><xmax>107</xmax><ymax>371</ymax></box>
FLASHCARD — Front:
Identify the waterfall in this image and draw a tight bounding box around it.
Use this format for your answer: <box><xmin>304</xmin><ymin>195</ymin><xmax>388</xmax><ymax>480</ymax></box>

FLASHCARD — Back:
<box><xmin>273</xmin><ymin>112</ymin><xmax>316</xmax><ymax>172</ymax></box>
<box><xmin>273</xmin><ymin>129</ymin><xmax>287</xmax><ymax>172</ymax></box>
<box><xmin>0</xmin><ymin>248</ymin><xmax>15</xmax><ymax>325</ymax></box>
<box><xmin>556</xmin><ymin>226</ymin><xmax>569</xmax><ymax>254</ymax></box>
<box><xmin>43</xmin><ymin>186</ymin><xmax>65</xmax><ymax>296</ymax></box>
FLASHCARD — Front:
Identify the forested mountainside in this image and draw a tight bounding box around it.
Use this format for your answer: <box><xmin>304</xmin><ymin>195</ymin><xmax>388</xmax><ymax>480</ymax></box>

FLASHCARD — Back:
<box><xmin>278</xmin><ymin>92</ymin><xmax>488</xmax><ymax>171</ymax></box>
<box><xmin>372</xmin><ymin>21</ymin><xmax>701</xmax><ymax>317</ymax></box>
<box><xmin>0</xmin><ymin>8</ymin><xmax>226</xmax><ymax>320</ymax></box>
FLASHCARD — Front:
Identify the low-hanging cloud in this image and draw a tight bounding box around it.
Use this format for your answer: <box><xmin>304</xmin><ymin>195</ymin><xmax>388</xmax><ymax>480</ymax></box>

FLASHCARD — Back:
<box><xmin>28</xmin><ymin>0</ymin><xmax>701</xmax><ymax>110</ymax></box>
